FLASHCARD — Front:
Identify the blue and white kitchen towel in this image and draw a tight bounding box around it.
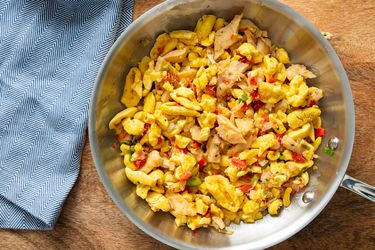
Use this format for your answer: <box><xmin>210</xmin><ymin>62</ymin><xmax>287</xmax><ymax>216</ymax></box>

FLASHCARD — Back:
<box><xmin>0</xmin><ymin>0</ymin><xmax>133</xmax><ymax>230</ymax></box>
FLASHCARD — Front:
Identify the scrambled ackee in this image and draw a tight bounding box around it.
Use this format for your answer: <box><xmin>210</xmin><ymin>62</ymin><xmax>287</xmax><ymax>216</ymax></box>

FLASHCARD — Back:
<box><xmin>109</xmin><ymin>14</ymin><xmax>324</xmax><ymax>233</ymax></box>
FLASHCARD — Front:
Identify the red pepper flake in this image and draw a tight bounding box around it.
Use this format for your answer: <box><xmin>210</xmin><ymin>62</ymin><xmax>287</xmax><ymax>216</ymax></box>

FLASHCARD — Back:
<box><xmin>142</xmin><ymin>147</ymin><xmax>150</xmax><ymax>153</ymax></box>
<box><xmin>116</xmin><ymin>131</ymin><xmax>128</xmax><ymax>141</ymax></box>
<box><xmin>231</xmin><ymin>159</ymin><xmax>247</xmax><ymax>169</ymax></box>
<box><xmin>183</xmin><ymin>185</ymin><xmax>190</xmax><ymax>192</ymax></box>
<box><xmin>249</xmin><ymin>77</ymin><xmax>257</xmax><ymax>86</ymax></box>
<box><xmin>157</xmin><ymin>47</ymin><xmax>164</xmax><ymax>54</ymax></box>
<box><xmin>169</xmin><ymin>72</ymin><xmax>180</xmax><ymax>87</ymax></box>
<box><xmin>257</xmin><ymin>130</ymin><xmax>266</xmax><ymax>136</ymax></box>
<box><xmin>252</xmin><ymin>100</ymin><xmax>264</xmax><ymax>111</ymax></box>
<box><xmin>259</xmin><ymin>150</ymin><xmax>268</xmax><ymax>160</ymax></box>
<box><xmin>277</xmin><ymin>133</ymin><xmax>285</xmax><ymax>143</ymax></box>
<box><xmin>192</xmin><ymin>141</ymin><xmax>200</xmax><ymax>149</ymax></box>
<box><xmin>269</xmin><ymin>75</ymin><xmax>276</xmax><ymax>83</ymax></box>
<box><xmin>230</xmin><ymin>34</ymin><xmax>237</xmax><ymax>40</ymax></box>
<box><xmin>111</xmin><ymin>143</ymin><xmax>116</xmax><ymax>149</ymax></box>
<box><xmin>179</xmin><ymin>171</ymin><xmax>192</xmax><ymax>183</ymax></box>
<box><xmin>198</xmin><ymin>157</ymin><xmax>207</xmax><ymax>172</ymax></box>
<box><xmin>193</xmin><ymin>229</ymin><xmax>198</xmax><ymax>236</ymax></box>
<box><xmin>165</xmin><ymin>150</ymin><xmax>171</xmax><ymax>158</ymax></box>
<box><xmin>309</xmin><ymin>100</ymin><xmax>317</xmax><ymax>107</ymax></box>
<box><xmin>192</xmin><ymin>84</ymin><xmax>197</xmax><ymax>97</ymax></box>
<box><xmin>158</xmin><ymin>137</ymin><xmax>163</xmax><ymax>144</ymax></box>
<box><xmin>143</xmin><ymin>123</ymin><xmax>150</xmax><ymax>135</ymax></box>
<box><xmin>134</xmin><ymin>159</ymin><xmax>146</xmax><ymax>168</ymax></box>
<box><xmin>181</xmin><ymin>148</ymin><xmax>188</xmax><ymax>154</ymax></box>
<box><xmin>138</xmin><ymin>152</ymin><xmax>147</xmax><ymax>161</ymax></box>
<box><xmin>231</xmin><ymin>152</ymin><xmax>239</xmax><ymax>158</ymax></box>
<box><xmin>203</xmin><ymin>207</ymin><xmax>211</xmax><ymax>218</ymax></box>
<box><xmin>205</xmin><ymin>85</ymin><xmax>216</xmax><ymax>96</ymax></box>
<box><xmin>223</xmin><ymin>94</ymin><xmax>230</xmax><ymax>101</ymax></box>
<box><xmin>239</xmin><ymin>56</ymin><xmax>253</xmax><ymax>65</ymax></box>
<box><xmin>239</xmin><ymin>184</ymin><xmax>253</xmax><ymax>193</ymax></box>
<box><xmin>223</xmin><ymin>79</ymin><xmax>230</xmax><ymax>84</ymax></box>
<box><xmin>214</xmin><ymin>107</ymin><xmax>220</xmax><ymax>114</ymax></box>
<box><xmin>292</xmin><ymin>152</ymin><xmax>306</xmax><ymax>163</ymax></box>
<box><xmin>251</xmin><ymin>90</ymin><xmax>260</xmax><ymax>100</ymax></box>
<box><xmin>262</xmin><ymin>114</ymin><xmax>269</xmax><ymax>122</ymax></box>
<box><xmin>315</xmin><ymin>128</ymin><xmax>325</xmax><ymax>137</ymax></box>
<box><xmin>241</xmin><ymin>103</ymin><xmax>250</xmax><ymax>112</ymax></box>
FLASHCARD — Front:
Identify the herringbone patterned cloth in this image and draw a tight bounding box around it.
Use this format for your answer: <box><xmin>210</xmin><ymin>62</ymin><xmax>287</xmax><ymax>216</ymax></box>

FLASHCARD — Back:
<box><xmin>0</xmin><ymin>0</ymin><xmax>133</xmax><ymax>230</ymax></box>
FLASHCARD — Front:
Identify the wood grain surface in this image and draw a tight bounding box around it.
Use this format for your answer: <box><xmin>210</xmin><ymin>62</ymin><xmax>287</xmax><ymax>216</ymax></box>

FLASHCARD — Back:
<box><xmin>1</xmin><ymin>0</ymin><xmax>375</xmax><ymax>249</ymax></box>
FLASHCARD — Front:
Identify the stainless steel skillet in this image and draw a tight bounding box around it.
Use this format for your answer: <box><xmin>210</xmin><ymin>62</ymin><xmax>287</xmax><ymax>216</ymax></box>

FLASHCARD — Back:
<box><xmin>89</xmin><ymin>0</ymin><xmax>374</xmax><ymax>249</ymax></box>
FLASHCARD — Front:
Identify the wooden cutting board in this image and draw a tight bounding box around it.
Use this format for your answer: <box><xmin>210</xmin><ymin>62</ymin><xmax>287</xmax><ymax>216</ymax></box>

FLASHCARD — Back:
<box><xmin>1</xmin><ymin>0</ymin><xmax>374</xmax><ymax>249</ymax></box>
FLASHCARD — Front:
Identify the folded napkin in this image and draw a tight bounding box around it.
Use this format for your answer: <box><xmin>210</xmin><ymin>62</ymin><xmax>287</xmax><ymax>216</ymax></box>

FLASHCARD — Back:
<box><xmin>0</xmin><ymin>0</ymin><xmax>133</xmax><ymax>230</ymax></box>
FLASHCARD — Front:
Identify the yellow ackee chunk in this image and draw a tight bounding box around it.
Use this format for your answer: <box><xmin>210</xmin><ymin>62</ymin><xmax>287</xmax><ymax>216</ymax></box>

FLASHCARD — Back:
<box><xmin>283</xmin><ymin>187</ymin><xmax>293</xmax><ymax>207</ymax></box>
<box><xmin>263</xmin><ymin>55</ymin><xmax>279</xmax><ymax>75</ymax></box>
<box><xmin>124</xmin><ymin>154</ymin><xmax>136</xmax><ymax>170</ymax></box>
<box><xmin>134</xmin><ymin>111</ymin><xmax>155</xmax><ymax>124</ymax></box>
<box><xmin>287</xmin><ymin>123</ymin><xmax>312</xmax><ymax>140</ymax></box>
<box><xmin>242</xmin><ymin>200</ymin><xmax>260</xmax><ymax>214</ymax></box>
<box><xmin>195</xmin><ymin>198</ymin><xmax>209</xmax><ymax>215</ymax></box>
<box><xmin>286</xmin><ymin>160</ymin><xmax>314</xmax><ymax>177</ymax></box>
<box><xmin>146</xmin><ymin>192</ymin><xmax>170</xmax><ymax>212</ymax></box>
<box><xmin>214</xmin><ymin>18</ymin><xmax>226</xmax><ymax>31</ymax></box>
<box><xmin>143</xmin><ymin>93</ymin><xmax>156</xmax><ymax>113</ymax></box>
<box><xmin>201</xmin><ymin>31</ymin><xmax>215</xmax><ymax>47</ymax></box>
<box><xmin>239</xmin><ymin>149</ymin><xmax>258</xmax><ymax>160</ymax></box>
<box><xmin>125</xmin><ymin>167</ymin><xmax>156</xmax><ymax>187</ymax></box>
<box><xmin>154</xmin><ymin>110</ymin><xmax>169</xmax><ymax>130</ymax></box>
<box><xmin>313</xmin><ymin>137</ymin><xmax>322</xmax><ymax>151</ymax></box>
<box><xmin>138</xmin><ymin>56</ymin><xmax>152</xmax><ymax>74</ymax></box>
<box><xmin>174</xmin><ymin>154</ymin><xmax>197</xmax><ymax>179</ymax></box>
<box><xmin>162</xmin><ymin>82</ymin><xmax>174</xmax><ymax>92</ymax></box>
<box><xmin>210</xmin><ymin>204</ymin><xmax>224</xmax><ymax>219</ymax></box>
<box><xmin>269</xmin><ymin>113</ymin><xmax>286</xmax><ymax>134</ymax></box>
<box><xmin>267</xmin><ymin>151</ymin><xmax>280</xmax><ymax>161</ymax></box>
<box><xmin>205</xmin><ymin>175</ymin><xmax>243</xmax><ymax>212</ymax></box>
<box><xmin>175</xmin><ymin>135</ymin><xmax>192</xmax><ymax>148</ymax></box>
<box><xmin>236</xmin><ymin>43</ymin><xmax>262</xmax><ymax>63</ymax></box>
<box><xmin>286</xmin><ymin>75</ymin><xmax>309</xmax><ymax>107</ymax></box>
<box><xmin>220</xmin><ymin>155</ymin><xmax>230</xmax><ymax>167</ymax></box>
<box><xmin>187</xmin><ymin>215</ymin><xmax>211</xmax><ymax>230</ymax></box>
<box><xmin>170</xmin><ymin>30</ymin><xmax>197</xmax><ymax>40</ymax></box>
<box><xmin>258</xmin><ymin>81</ymin><xmax>285</xmax><ymax>104</ymax></box>
<box><xmin>122</xmin><ymin>118</ymin><xmax>144</xmax><ymax>135</ymax></box>
<box><xmin>148</xmin><ymin>123</ymin><xmax>162</xmax><ymax>147</ymax></box>
<box><xmin>109</xmin><ymin>107</ymin><xmax>138</xmax><ymax>130</ymax></box>
<box><xmin>252</xmin><ymin>133</ymin><xmax>277</xmax><ymax>156</ymax></box>
<box><xmin>200</xmin><ymin>94</ymin><xmax>217</xmax><ymax>112</ymax></box>
<box><xmin>275</xmin><ymin>48</ymin><xmax>290</xmax><ymax>64</ymax></box>
<box><xmin>195</xmin><ymin>15</ymin><xmax>217</xmax><ymax>40</ymax></box>
<box><xmin>287</xmin><ymin>107</ymin><xmax>321</xmax><ymax>129</ymax></box>
<box><xmin>160</xmin><ymin>102</ymin><xmax>200</xmax><ymax>117</ymax></box>
<box><xmin>268</xmin><ymin>199</ymin><xmax>283</xmax><ymax>215</ymax></box>
<box><xmin>197</xmin><ymin>111</ymin><xmax>217</xmax><ymax>128</ymax></box>
<box><xmin>143</xmin><ymin>67</ymin><xmax>161</xmax><ymax>96</ymax></box>
<box><xmin>150</xmin><ymin>33</ymin><xmax>177</xmax><ymax>59</ymax></box>
<box><xmin>136</xmin><ymin>184</ymin><xmax>150</xmax><ymax>199</ymax></box>
<box><xmin>224</xmin><ymin>166</ymin><xmax>239</xmax><ymax>182</ymax></box>
<box><xmin>121</xmin><ymin>67</ymin><xmax>143</xmax><ymax>107</ymax></box>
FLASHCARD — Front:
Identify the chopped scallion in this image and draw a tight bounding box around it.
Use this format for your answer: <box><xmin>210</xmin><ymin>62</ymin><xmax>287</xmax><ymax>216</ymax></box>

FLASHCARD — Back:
<box><xmin>323</xmin><ymin>146</ymin><xmax>334</xmax><ymax>157</ymax></box>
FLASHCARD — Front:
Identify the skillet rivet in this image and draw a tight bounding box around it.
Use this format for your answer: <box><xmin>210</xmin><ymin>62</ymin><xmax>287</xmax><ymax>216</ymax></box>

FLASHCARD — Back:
<box><xmin>328</xmin><ymin>137</ymin><xmax>339</xmax><ymax>151</ymax></box>
<box><xmin>302</xmin><ymin>191</ymin><xmax>314</xmax><ymax>203</ymax></box>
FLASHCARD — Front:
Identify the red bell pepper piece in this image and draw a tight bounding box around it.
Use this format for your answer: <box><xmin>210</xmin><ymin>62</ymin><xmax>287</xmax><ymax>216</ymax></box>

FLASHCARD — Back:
<box><xmin>315</xmin><ymin>128</ymin><xmax>325</xmax><ymax>137</ymax></box>
<box><xmin>292</xmin><ymin>152</ymin><xmax>306</xmax><ymax>163</ymax></box>
<box><xmin>231</xmin><ymin>159</ymin><xmax>247</xmax><ymax>169</ymax></box>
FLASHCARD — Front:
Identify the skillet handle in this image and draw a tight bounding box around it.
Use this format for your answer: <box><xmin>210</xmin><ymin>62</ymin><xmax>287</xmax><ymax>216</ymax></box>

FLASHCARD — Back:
<box><xmin>340</xmin><ymin>174</ymin><xmax>375</xmax><ymax>202</ymax></box>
